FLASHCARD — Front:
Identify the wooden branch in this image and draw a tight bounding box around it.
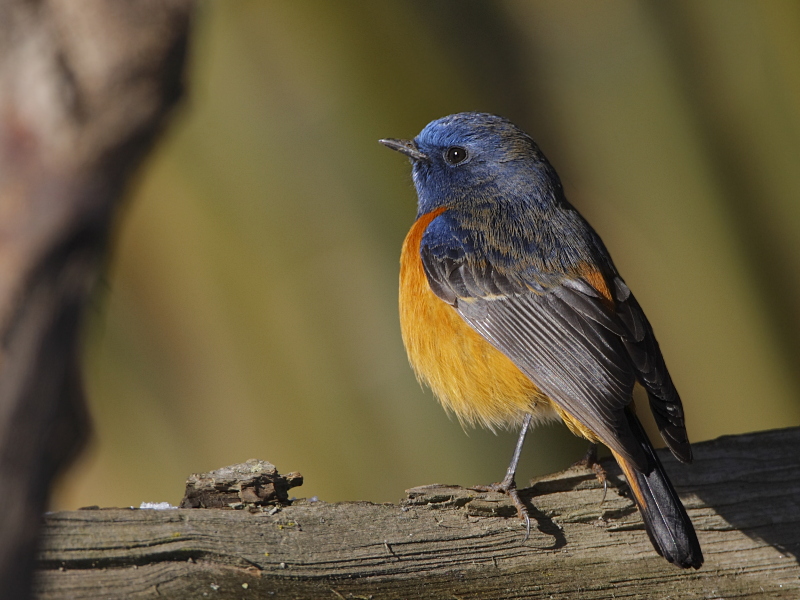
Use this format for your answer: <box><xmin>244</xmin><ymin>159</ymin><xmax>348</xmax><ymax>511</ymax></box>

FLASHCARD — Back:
<box><xmin>0</xmin><ymin>2</ymin><xmax>193</xmax><ymax>598</ymax></box>
<box><xmin>33</xmin><ymin>427</ymin><xmax>800</xmax><ymax>599</ymax></box>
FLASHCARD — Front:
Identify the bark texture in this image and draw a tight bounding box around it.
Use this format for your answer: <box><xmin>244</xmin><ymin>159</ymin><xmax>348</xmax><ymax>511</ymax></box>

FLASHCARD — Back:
<box><xmin>0</xmin><ymin>2</ymin><xmax>193</xmax><ymax>598</ymax></box>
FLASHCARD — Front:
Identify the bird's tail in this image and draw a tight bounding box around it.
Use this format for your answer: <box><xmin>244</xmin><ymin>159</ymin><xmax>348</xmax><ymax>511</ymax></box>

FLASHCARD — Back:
<box><xmin>611</xmin><ymin>412</ymin><xmax>703</xmax><ymax>569</ymax></box>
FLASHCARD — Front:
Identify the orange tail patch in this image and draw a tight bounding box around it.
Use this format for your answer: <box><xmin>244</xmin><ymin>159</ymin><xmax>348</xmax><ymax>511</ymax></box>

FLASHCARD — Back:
<box><xmin>610</xmin><ymin>448</ymin><xmax>646</xmax><ymax>507</ymax></box>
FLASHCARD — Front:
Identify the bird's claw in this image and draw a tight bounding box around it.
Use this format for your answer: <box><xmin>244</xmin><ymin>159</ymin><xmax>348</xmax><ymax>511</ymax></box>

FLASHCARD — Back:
<box><xmin>592</xmin><ymin>463</ymin><xmax>609</xmax><ymax>505</ymax></box>
<box><xmin>471</xmin><ymin>479</ymin><xmax>532</xmax><ymax>541</ymax></box>
<box><xmin>574</xmin><ymin>443</ymin><xmax>609</xmax><ymax>505</ymax></box>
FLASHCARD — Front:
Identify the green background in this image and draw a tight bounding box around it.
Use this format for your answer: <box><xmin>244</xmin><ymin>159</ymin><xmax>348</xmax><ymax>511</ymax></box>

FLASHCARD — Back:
<box><xmin>54</xmin><ymin>1</ymin><xmax>800</xmax><ymax>509</ymax></box>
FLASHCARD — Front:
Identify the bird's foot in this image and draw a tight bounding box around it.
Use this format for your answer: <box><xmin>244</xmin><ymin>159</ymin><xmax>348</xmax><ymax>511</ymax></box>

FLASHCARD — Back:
<box><xmin>470</xmin><ymin>479</ymin><xmax>532</xmax><ymax>541</ymax></box>
<box><xmin>573</xmin><ymin>443</ymin><xmax>608</xmax><ymax>504</ymax></box>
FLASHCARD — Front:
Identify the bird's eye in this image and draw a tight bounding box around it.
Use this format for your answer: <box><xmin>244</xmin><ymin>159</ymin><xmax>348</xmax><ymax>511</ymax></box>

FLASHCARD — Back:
<box><xmin>444</xmin><ymin>146</ymin><xmax>468</xmax><ymax>165</ymax></box>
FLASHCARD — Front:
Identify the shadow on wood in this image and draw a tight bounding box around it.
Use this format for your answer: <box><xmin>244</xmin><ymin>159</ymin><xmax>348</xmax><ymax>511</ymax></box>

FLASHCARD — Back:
<box><xmin>684</xmin><ymin>427</ymin><xmax>800</xmax><ymax>566</ymax></box>
<box><xmin>33</xmin><ymin>427</ymin><xmax>800</xmax><ymax>599</ymax></box>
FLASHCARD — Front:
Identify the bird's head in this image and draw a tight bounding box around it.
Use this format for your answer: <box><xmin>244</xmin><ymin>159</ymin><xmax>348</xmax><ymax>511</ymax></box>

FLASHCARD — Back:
<box><xmin>380</xmin><ymin>112</ymin><xmax>562</xmax><ymax>216</ymax></box>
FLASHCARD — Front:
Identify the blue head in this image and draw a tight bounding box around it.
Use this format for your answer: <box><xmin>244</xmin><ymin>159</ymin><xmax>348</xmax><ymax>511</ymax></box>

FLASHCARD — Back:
<box><xmin>380</xmin><ymin>112</ymin><xmax>564</xmax><ymax>217</ymax></box>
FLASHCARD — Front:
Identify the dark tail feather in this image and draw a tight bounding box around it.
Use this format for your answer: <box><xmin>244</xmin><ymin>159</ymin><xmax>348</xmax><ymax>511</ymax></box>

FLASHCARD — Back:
<box><xmin>612</xmin><ymin>412</ymin><xmax>703</xmax><ymax>569</ymax></box>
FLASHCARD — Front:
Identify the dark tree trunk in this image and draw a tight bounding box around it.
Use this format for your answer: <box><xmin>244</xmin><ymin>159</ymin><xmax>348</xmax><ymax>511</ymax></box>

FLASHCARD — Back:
<box><xmin>0</xmin><ymin>2</ymin><xmax>194</xmax><ymax>598</ymax></box>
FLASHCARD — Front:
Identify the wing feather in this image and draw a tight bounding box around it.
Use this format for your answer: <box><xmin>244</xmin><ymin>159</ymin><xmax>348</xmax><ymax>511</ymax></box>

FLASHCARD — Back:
<box><xmin>420</xmin><ymin>212</ymin><xmax>692</xmax><ymax>465</ymax></box>
<box><xmin>460</xmin><ymin>285</ymin><xmax>646</xmax><ymax>468</ymax></box>
<box><xmin>421</xmin><ymin>232</ymin><xmax>691</xmax><ymax>468</ymax></box>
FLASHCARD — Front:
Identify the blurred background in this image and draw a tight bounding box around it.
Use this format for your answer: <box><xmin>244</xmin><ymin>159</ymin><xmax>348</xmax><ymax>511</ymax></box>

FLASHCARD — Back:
<box><xmin>53</xmin><ymin>0</ymin><xmax>800</xmax><ymax>510</ymax></box>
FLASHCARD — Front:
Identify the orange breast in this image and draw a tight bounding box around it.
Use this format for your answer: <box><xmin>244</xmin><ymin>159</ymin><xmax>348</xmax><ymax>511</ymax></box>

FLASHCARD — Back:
<box><xmin>399</xmin><ymin>209</ymin><xmax>557</xmax><ymax>431</ymax></box>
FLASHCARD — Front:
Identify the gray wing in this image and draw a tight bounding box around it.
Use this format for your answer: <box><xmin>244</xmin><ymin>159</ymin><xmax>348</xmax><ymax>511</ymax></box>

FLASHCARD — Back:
<box><xmin>422</xmin><ymin>247</ymin><xmax>690</xmax><ymax>469</ymax></box>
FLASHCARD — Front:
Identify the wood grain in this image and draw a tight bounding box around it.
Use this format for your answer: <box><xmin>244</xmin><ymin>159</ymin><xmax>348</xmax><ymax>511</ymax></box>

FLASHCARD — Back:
<box><xmin>34</xmin><ymin>427</ymin><xmax>800</xmax><ymax>599</ymax></box>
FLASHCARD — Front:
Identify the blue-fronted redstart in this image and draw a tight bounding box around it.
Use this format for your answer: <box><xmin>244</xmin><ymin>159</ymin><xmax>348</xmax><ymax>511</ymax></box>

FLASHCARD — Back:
<box><xmin>380</xmin><ymin>112</ymin><xmax>702</xmax><ymax>569</ymax></box>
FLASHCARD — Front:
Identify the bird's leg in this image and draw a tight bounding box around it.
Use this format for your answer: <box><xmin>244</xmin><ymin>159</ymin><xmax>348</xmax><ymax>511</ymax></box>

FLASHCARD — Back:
<box><xmin>574</xmin><ymin>442</ymin><xmax>608</xmax><ymax>504</ymax></box>
<box><xmin>471</xmin><ymin>413</ymin><xmax>533</xmax><ymax>540</ymax></box>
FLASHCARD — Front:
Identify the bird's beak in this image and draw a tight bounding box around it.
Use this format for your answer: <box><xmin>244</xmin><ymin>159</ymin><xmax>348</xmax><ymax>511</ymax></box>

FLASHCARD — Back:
<box><xmin>379</xmin><ymin>138</ymin><xmax>428</xmax><ymax>162</ymax></box>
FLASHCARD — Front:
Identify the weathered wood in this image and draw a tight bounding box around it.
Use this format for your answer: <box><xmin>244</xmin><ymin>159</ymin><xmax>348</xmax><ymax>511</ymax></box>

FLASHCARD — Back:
<box><xmin>179</xmin><ymin>459</ymin><xmax>304</xmax><ymax>509</ymax></box>
<box><xmin>0</xmin><ymin>2</ymin><xmax>193</xmax><ymax>598</ymax></box>
<box><xmin>33</xmin><ymin>427</ymin><xmax>800</xmax><ymax>599</ymax></box>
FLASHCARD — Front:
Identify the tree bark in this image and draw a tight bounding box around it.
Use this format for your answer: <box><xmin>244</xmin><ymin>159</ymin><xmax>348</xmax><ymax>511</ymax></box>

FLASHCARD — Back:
<box><xmin>0</xmin><ymin>2</ymin><xmax>194</xmax><ymax>598</ymax></box>
<box><xmin>33</xmin><ymin>427</ymin><xmax>800</xmax><ymax>599</ymax></box>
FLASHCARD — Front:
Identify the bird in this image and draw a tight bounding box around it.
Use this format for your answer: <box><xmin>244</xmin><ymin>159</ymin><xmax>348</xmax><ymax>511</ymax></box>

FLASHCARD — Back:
<box><xmin>379</xmin><ymin>112</ymin><xmax>703</xmax><ymax>569</ymax></box>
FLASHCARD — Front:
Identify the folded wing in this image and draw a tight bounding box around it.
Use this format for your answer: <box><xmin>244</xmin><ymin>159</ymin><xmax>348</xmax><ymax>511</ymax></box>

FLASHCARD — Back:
<box><xmin>421</xmin><ymin>240</ymin><xmax>691</xmax><ymax>469</ymax></box>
